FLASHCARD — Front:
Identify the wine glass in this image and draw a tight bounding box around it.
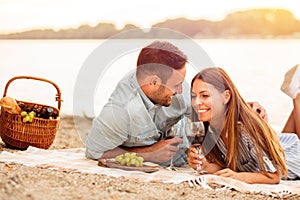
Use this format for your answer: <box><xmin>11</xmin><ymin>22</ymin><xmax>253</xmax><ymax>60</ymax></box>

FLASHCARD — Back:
<box><xmin>188</xmin><ymin>121</ymin><xmax>206</xmax><ymax>175</ymax></box>
<box><xmin>165</xmin><ymin>125</ymin><xmax>183</xmax><ymax>171</ymax></box>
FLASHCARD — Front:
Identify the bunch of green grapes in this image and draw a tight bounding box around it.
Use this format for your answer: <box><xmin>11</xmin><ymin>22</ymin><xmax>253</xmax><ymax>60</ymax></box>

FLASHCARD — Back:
<box><xmin>20</xmin><ymin>111</ymin><xmax>36</xmax><ymax>123</ymax></box>
<box><xmin>115</xmin><ymin>152</ymin><xmax>144</xmax><ymax>167</ymax></box>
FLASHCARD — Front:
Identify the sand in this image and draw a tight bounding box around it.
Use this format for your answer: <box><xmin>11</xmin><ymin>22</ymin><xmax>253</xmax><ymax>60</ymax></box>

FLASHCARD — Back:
<box><xmin>0</xmin><ymin>116</ymin><xmax>291</xmax><ymax>200</ymax></box>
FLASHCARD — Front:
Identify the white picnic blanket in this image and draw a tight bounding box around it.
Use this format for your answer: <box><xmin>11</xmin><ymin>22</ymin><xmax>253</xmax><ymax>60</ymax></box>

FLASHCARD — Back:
<box><xmin>0</xmin><ymin>146</ymin><xmax>299</xmax><ymax>198</ymax></box>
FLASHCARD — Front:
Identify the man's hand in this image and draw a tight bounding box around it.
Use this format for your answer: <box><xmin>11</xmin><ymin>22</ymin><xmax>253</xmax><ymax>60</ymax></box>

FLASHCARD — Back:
<box><xmin>145</xmin><ymin>137</ymin><xmax>183</xmax><ymax>163</ymax></box>
<box><xmin>101</xmin><ymin>137</ymin><xmax>182</xmax><ymax>163</ymax></box>
<box><xmin>248</xmin><ymin>101</ymin><xmax>268</xmax><ymax>122</ymax></box>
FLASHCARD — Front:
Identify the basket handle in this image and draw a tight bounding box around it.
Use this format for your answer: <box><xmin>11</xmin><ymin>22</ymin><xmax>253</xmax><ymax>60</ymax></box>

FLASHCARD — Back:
<box><xmin>3</xmin><ymin>76</ymin><xmax>62</xmax><ymax>110</ymax></box>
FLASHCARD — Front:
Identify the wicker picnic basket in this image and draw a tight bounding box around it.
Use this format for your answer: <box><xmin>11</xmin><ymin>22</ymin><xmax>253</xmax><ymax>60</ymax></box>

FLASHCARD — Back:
<box><xmin>0</xmin><ymin>76</ymin><xmax>62</xmax><ymax>150</ymax></box>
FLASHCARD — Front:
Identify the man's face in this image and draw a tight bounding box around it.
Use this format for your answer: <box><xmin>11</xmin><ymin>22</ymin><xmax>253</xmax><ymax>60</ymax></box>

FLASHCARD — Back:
<box><xmin>151</xmin><ymin>65</ymin><xmax>186</xmax><ymax>106</ymax></box>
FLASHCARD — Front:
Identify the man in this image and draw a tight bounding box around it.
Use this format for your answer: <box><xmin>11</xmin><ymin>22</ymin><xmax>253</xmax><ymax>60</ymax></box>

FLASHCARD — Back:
<box><xmin>86</xmin><ymin>40</ymin><xmax>190</xmax><ymax>166</ymax></box>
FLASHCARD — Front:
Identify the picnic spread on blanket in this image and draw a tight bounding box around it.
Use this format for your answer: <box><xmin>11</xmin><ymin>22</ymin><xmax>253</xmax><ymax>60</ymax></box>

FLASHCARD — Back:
<box><xmin>0</xmin><ymin>146</ymin><xmax>299</xmax><ymax>199</ymax></box>
<box><xmin>1</xmin><ymin>75</ymin><xmax>300</xmax><ymax>199</ymax></box>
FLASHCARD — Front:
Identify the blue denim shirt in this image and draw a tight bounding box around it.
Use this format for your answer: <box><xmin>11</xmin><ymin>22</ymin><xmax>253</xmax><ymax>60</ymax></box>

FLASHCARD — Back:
<box><xmin>85</xmin><ymin>71</ymin><xmax>191</xmax><ymax>166</ymax></box>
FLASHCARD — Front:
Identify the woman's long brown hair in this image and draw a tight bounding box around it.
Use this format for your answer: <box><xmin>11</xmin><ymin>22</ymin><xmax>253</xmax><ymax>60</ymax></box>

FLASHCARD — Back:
<box><xmin>191</xmin><ymin>67</ymin><xmax>287</xmax><ymax>177</ymax></box>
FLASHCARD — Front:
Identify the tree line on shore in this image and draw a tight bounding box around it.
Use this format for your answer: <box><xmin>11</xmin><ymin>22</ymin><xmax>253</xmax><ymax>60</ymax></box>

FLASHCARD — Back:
<box><xmin>1</xmin><ymin>9</ymin><xmax>300</xmax><ymax>39</ymax></box>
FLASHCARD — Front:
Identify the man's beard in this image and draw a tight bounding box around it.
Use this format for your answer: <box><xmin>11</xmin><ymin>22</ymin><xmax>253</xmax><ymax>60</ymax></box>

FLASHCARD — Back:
<box><xmin>151</xmin><ymin>86</ymin><xmax>172</xmax><ymax>107</ymax></box>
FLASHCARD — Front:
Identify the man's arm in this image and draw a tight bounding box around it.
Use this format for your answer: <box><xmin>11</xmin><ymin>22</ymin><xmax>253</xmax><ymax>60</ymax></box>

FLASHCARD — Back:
<box><xmin>86</xmin><ymin>103</ymin><xmax>185</xmax><ymax>163</ymax></box>
<box><xmin>85</xmin><ymin>104</ymin><xmax>130</xmax><ymax>160</ymax></box>
<box><xmin>101</xmin><ymin>137</ymin><xmax>183</xmax><ymax>163</ymax></box>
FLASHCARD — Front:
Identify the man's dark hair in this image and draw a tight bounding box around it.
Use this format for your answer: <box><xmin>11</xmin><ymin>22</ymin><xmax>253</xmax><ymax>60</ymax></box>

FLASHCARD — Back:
<box><xmin>136</xmin><ymin>41</ymin><xmax>187</xmax><ymax>83</ymax></box>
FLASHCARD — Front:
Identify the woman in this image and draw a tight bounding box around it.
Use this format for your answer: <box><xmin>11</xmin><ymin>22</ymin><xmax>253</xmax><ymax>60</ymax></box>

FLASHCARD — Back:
<box><xmin>188</xmin><ymin>67</ymin><xmax>300</xmax><ymax>184</ymax></box>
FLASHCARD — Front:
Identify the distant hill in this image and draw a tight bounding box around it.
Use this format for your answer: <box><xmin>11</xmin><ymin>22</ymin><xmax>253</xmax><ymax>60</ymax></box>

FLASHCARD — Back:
<box><xmin>1</xmin><ymin>8</ymin><xmax>300</xmax><ymax>39</ymax></box>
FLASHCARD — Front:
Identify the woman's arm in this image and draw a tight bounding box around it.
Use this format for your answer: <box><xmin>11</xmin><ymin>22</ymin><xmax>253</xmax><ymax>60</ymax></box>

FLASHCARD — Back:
<box><xmin>188</xmin><ymin>146</ymin><xmax>281</xmax><ymax>184</ymax></box>
<box><xmin>214</xmin><ymin>168</ymin><xmax>281</xmax><ymax>184</ymax></box>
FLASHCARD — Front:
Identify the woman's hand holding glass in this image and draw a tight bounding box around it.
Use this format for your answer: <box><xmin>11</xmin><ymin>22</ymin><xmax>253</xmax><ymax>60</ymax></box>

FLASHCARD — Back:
<box><xmin>188</xmin><ymin>145</ymin><xmax>206</xmax><ymax>172</ymax></box>
<box><xmin>188</xmin><ymin>122</ymin><xmax>207</xmax><ymax>175</ymax></box>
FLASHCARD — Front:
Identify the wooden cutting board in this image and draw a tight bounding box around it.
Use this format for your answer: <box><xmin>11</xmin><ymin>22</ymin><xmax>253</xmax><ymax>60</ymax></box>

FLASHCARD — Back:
<box><xmin>98</xmin><ymin>159</ymin><xmax>160</xmax><ymax>173</ymax></box>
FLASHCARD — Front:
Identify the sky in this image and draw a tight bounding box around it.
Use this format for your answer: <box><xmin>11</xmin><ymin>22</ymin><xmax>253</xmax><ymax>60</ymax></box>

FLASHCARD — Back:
<box><xmin>0</xmin><ymin>0</ymin><xmax>300</xmax><ymax>34</ymax></box>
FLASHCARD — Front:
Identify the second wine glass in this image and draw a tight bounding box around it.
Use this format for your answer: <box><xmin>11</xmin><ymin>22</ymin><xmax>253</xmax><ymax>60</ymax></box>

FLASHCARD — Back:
<box><xmin>188</xmin><ymin>121</ymin><xmax>206</xmax><ymax>175</ymax></box>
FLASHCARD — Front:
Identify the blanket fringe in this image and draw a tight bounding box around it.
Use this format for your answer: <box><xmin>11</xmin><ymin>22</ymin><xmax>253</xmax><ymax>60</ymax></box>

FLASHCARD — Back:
<box><xmin>187</xmin><ymin>175</ymin><xmax>300</xmax><ymax>199</ymax></box>
<box><xmin>188</xmin><ymin>176</ymin><xmax>213</xmax><ymax>190</ymax></box>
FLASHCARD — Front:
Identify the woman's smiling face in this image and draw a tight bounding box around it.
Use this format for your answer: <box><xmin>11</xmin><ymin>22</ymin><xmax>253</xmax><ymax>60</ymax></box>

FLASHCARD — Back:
<box><xmin>191</xmin><ymin>79</ymin><xmax>229</xmax><ymax>126</ymax></box>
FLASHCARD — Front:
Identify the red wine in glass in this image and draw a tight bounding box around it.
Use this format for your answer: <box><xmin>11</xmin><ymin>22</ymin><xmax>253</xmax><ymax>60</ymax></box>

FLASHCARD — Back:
<box><xmin>189</xmin><ymin>122</ymin><xmax>206</xmax><ymax>174</ymax></box>
<box><xmin>165</xmin><ymin>126</ymin><xmax>182</xmax><ymax>146</ymax></box>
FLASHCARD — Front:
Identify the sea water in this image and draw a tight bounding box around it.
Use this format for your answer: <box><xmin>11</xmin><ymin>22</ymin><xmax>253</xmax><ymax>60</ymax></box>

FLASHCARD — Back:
<box><xmin>0</xmin><ymin>39</ymin><xmax>299</xmax><ymax>133</ymax></box>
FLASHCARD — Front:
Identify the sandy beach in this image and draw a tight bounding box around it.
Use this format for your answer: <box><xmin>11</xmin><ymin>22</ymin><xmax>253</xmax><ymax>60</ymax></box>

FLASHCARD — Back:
<box><xmin>0</xmin><ymin>116</ymin><xmax>295</xmax><ymax>200</ymax></box>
